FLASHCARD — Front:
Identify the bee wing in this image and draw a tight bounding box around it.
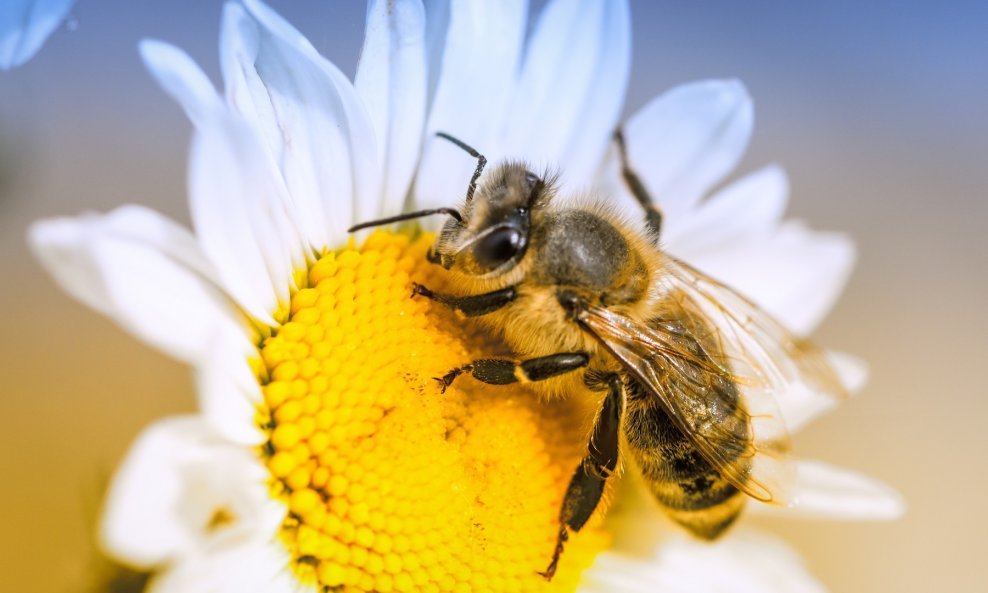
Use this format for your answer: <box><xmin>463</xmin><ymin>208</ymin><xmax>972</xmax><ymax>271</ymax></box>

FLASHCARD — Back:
<box><xmin>577</xmin><ymin>257</ymin><xmax>844</xmax><ymax>505</ymax></box>
<box><xmin>577</xmin><ymin>304</ymin><xmax>793</xmax><ymax>503</ymax></box>
<box><xmin>659</xmin><ymin>256</ymin><xmax>848</xmax><ymax>402</ymax></box>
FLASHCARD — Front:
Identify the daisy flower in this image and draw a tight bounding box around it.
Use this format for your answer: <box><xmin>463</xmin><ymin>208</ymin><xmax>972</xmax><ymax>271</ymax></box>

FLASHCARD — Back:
<box><xmin>30</xmin><ymin>1</ymin><xmax>903</xmax><ymax>592</ymax></box>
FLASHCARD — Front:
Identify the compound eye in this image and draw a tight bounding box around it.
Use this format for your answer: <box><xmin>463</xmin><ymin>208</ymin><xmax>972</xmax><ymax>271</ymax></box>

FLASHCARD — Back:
<box><xmin>474</xmin><ymin>227</ymin><xmax>523</xmax><ymax>269</ymax></box>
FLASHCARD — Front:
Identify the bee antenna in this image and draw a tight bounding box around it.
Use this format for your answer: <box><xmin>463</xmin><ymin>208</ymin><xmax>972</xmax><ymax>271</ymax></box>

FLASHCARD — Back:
<box><xmin>435</xmin><ymin>131</ymin><xmax>487</xmax><ymax>203</ymax></box>
<box><xmin>347</xmin><ymin>207</ymin><xmax>463</xmax><ymax>233</ymax></box>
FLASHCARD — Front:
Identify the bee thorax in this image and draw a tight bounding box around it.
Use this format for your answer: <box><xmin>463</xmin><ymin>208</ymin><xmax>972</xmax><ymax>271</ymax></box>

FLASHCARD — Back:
<box><xmin>536</xmin><ymin>210</ymin><xmax>646</xmax><ymax>305</ymax></box>
<box><xmin>536</xmin><ymin>211</ymin><xmax>625</xmax><ymax>290</ymax></box>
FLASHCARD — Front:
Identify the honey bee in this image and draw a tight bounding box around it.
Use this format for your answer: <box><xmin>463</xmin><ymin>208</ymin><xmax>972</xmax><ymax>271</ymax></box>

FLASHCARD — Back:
<box><xmin>350</xmin><ymin>131</ymin><xmax>847</xmax><ymax>579</ymax></box>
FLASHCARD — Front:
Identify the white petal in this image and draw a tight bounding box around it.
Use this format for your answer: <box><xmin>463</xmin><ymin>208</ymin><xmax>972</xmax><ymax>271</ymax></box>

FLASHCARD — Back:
<box><xmin>776</xmin><ymin>350</ymin><xmax>868</xmax><ymax>434</ymax></box>
<box><xmin>189</xmin><ymin>109</ymin><xmax>307</xmax><ymax>325</ymax></box>
<box><xmin>677</xmin><ymin>221</ymin><xmax>855</xmax><ymax>335</ymax></box>
<box><xmin>101</xmin><ymin>417</ymin><xmax>204</xmax><ymax>568</ymax></box>
<box><xmin>500</xmin><ymin>0</ymin><xmax>630</xmax><ymax>192</ymax></box>
<box><xmin>414</xmin><ymin>0</ymin><xmax>527</xmax><ymax>211</ymax></box>
<box><xmin>139</xmin><ymin>39</ymin><xmax>222</xmax><ymax>127</ymax></box>
<box><xmin>355</xmin><ymin>0</ymin><xmax>428</xmax><ymax>216</ymax></box>
<box><xmin>221</xmin><ymin>0</ymin><xmax>381</xmax><ymax>248</ymax></box>
<box><xmin>830</xmin><ymin>350</ymin><xmax>868</xmax><ymax>394</ymax></box>
<box><xmin>755</xmin><ymin>460</ymin><xmax>906</xmax><ymax>521</ymax></box>
<box><xmin>581</xmin><ymin>530</ymin><xmax>825</xmax><ymax>593</ymax></box>
<box><xmin>29</xmin><ymin>206</ymin><xmax>246</xmax><ymax>365</ymax></box>
<box><xmin>422</xmin><ymin>0</ymin><xmax>449</xmax><ymax>100</ymax></box>
<box><xmin>196</xmin><ymin>328</ymin><xmax>267</xmax><ymax>446</ymax></box>
<box><xmin>100</xmin><ymin>417</ymin><xmax>281</xmax><ymax>569</ymax></box>
<box><xmin>149</xmin><ymin>539</ymin><xmax>299</xmax><ymax>593</ymax></box>
<box><xmin>663</xmin><ymin>164</ymin><xmax>788</xmax><ymax>253</ymax></box>
<box><xmin>0</xmin><ymin>0</ymin><xmax>75</xmax><ymax>69</ymax></box>
<box><xmin>622</xmin><ymin>79</ymin><xmax>753</xmax><ymax>220</ymax></box>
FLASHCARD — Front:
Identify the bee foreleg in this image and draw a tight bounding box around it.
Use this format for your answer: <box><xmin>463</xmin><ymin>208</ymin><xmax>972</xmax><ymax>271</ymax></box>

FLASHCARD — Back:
<box><xmin>411</xmin><ymin>283</ymin><xmax>517</xmax><ymax>317</ymax></box>
<box><xmin>540</xmin><ymin>374</ymin><xmax>624</xmax><ymax>580</ymax></box>
<box><xmin>436</xmin><ymin>353</ymin><xmax>589</xmax><ymax>393</ymax></box>
<box><xmin>614</xmin><ymin>128</ymin><xmax>663</xmax><ymax>239</ymax></box>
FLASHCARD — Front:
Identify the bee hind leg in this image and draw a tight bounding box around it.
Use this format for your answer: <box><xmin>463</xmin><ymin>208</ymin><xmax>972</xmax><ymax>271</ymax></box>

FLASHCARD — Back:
<box><xmin>614</xmin><ymin>128</ymin><xmax>663</xmax><ymax>239</ymax></box>
<box><xmin>539</xmin><ymin>374</ymin><xmax>624</xmax><ymax>580</ymax></box>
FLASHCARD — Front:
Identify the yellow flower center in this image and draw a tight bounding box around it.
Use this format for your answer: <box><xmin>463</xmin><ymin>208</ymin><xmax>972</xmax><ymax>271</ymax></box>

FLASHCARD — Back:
<box><xmin>256</xmin><ymin>230</ymin><xmax>609</xmax><ymax>593</ymax></box>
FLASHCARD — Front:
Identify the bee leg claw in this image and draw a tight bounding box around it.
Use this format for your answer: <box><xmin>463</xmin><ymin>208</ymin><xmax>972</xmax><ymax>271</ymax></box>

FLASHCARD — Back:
<box><xmin>410</xmin><ymin>282</ymin><xmax>432</xmax><ymax>300</ymax></box>
<box><xmin>432</xmin><ymin>376</ymin><xmax>451</xmax><ymax>394</ymax></box>
<box><xmin>536</xmin><ymin>565</ymin><xmax>557</xmax><ymax>581</ymax></box>
<box><xmin>434</xmin><ymin>365</ymin><xmax>471</xmax><ymax>394</ymax></box>
<box><xmin>536</xmin><ymin>526</ymin><xmax>568</xmax><ymax>581</ymax></box>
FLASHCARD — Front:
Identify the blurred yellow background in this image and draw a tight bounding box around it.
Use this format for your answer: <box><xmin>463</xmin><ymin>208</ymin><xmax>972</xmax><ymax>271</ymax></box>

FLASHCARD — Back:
<box><xmin>2</xmin><ymin>1</ymin><xmax>986</xmax><ymax>592</ymax></box>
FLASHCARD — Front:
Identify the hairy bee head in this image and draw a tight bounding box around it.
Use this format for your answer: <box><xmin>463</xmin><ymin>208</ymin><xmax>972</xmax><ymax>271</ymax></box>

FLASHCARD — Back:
<box><xmin>347</xmin><ymin>134</ymin><xmax>554</xmax><ymax>277</ymax></box>
<box><xmin>431</xmin><ymin>162</ymin><xmax>554</xmax><ymax>277</ymax></box>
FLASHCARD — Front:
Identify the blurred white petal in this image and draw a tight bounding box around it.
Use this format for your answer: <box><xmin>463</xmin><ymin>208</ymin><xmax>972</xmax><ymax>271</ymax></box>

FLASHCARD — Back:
<box><xmin>221</xmin><ymin>0</ymin><xmax>380</xmax><ymax>247</ymax></box>
<box><xmin>0</xmin><ymin>0</ymin><xmax>74</xmax><ymax>69</ymax></box>
<box><xmin>29</xmin><ymin>206</ymin><xmax>246</xmax><ymax>365</ymax></box>
<box><xmin>755</xmin><ymin>460</ymin><xmax>906</xmax><ymax>521</ymax></box>
<box><xmin>100</xmin><ymin>417</ymin><xmax>282</xmax><ymax>569</ymax></box>
<box><xmin>776</xmin><ymin>350</ymin><xmax>868</xmax><ymax>433</ymax></box>
<box><xmin>139</xmin><ymin>39</ymin><xmax>222</xmax><ymax>127</ymax></box>
<box><xmin>355</xmin><ymin>0</ymin><xmax>428</xmax><ymax>216</ymax></box>
<box><xmin>149</xmin><ymin>538</ymin><xmax>300</xmax><ymax>593</ymax></box>
<box><xmin>582</xmin><ymin>530</ymin><xmax>825</xmax><ymax>593</ymax></box>
<box><xmin>415</xmin><ymin>0</ymin><xmax>527</xmax><ymax>211</ymax></box>
<box><xmin>500</xmin><ymin>0</ymin><xmax>631</xmax><ymax>192</ymax></box>
<box><xmin>622</xmin><ymin>79</ymin><xmax>754</xmax><ymax>220</ymax></box>
<box><xmin>830</xmin><ymin>350</ymin><xmax>868</xmax><ymax>393</ymax></box>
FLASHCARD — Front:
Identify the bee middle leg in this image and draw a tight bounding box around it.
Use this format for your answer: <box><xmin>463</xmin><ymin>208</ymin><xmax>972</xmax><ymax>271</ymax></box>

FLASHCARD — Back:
<box><xmin>436</xmin><ymin>352</ymin><xmax>589</xmax><ymax>393</ymax></box>
<box><xmin>614</xmin><ymin>128</ymin><xmax>663</xmax><ymax>239</ymax></box>
<box><xmin>539</xmin><ymin>373</ymin><xmax>624</xmax><ymax>580</ymax></box>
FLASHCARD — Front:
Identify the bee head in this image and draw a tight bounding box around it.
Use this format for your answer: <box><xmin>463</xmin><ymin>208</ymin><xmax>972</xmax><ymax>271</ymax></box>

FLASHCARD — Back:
<box><xmin>431</xmin><ymin>162</ymin><xmax>553</xmax><ymax>277</ymax></box>
<box><xmin>348</xmin><ymin>134</ymin><xmax>553</xmax><ymax>278</ymax></box>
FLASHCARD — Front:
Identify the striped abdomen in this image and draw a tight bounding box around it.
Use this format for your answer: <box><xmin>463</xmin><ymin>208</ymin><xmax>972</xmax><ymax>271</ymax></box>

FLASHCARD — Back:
<box><xmin>621</xmin><ymin>322</ymin><xmax>751</xmax><ymax>538</ymax></box>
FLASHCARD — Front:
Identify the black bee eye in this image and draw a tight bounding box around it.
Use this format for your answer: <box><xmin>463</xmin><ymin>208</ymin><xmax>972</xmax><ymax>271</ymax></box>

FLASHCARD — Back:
<box><xmin>474</xmin><ymin>227</ymin><xmax>523</xmax><ymax>269</ymax></box>
<box><xmin>524</xmin><ymin>171</ymin><xmax>540</xmax><ymax>186</ymax></box>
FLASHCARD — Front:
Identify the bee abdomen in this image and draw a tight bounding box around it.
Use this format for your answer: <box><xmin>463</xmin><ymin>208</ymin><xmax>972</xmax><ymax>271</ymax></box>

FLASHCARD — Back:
<box><xmin>637</xmin><ymin>449</ymin><xmax>745</xmax><ymax>539</ymax></box>
<box><xmin>624</xmin><ymin>379</ymin><xmax>748</xmax><ymax>539</ymax></box>
<box><xmin>657</xmin><ymin>488</ymin><xmax>746</xmax><ymax>540</ymax></box>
